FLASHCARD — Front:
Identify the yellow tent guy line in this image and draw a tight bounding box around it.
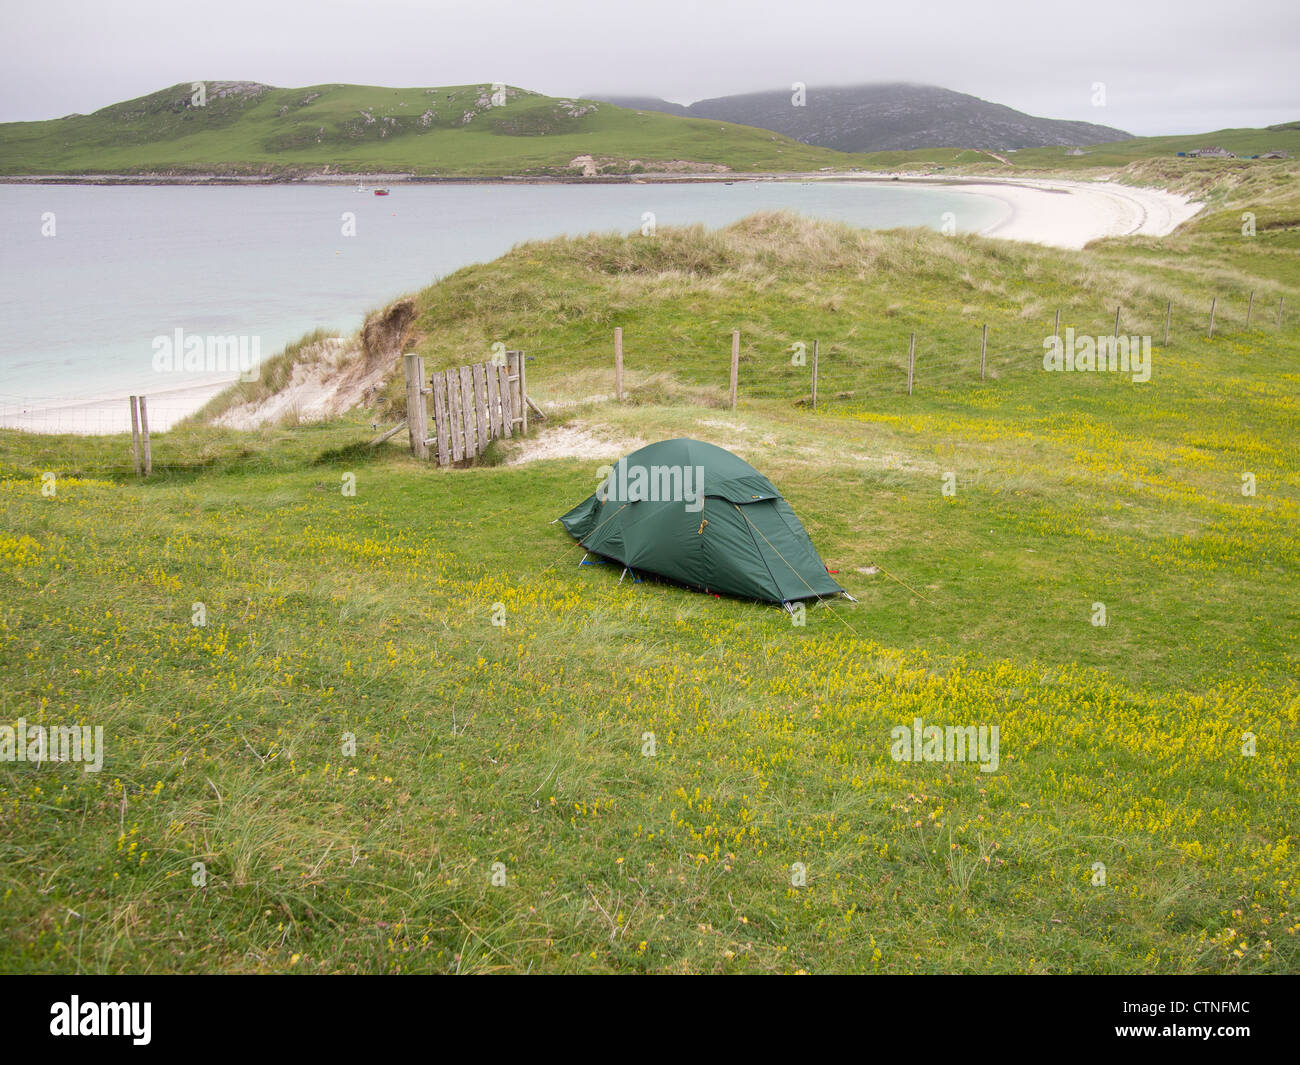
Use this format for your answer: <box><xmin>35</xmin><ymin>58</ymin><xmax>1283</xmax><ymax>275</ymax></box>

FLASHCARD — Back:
<box><xmin>756</xmin><ymin>495</ymin><xmax>936</xmax><ymax>607</ymax></box>
<box><xmin>538</xmin><ymin>502</ymin><xmax>629</xmax><ymax>577</ymax></box>
<box><xmin>870</xmin><ymin>563</ymin><xmax>936</xmax><ymax>605</ymax></box>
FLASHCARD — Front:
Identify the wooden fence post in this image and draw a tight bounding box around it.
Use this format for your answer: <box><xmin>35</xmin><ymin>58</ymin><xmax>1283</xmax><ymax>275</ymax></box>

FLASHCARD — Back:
<box><xmin>498</xmin><ymin>363</ymin><xmax>514</xmax><ymax>439</ymax></box>
<box><xmin>614</xmin><ymin>327</ymin><xmax>624</xmax><ymax>402</ymax></box>
<box><xmin>1113</xmin><ymin>305</ymin><xmax>1121</xmax><ymax>339</ymax></box>
<box><xmin>505</xmin><ymin>352</ymin><xmax>517</xmax><ymax>434</ymax></box>
<box><xmin>506</xmin><ymin>351</ymin><xmax>526</xmax><ymax>434</ymax></box>
<box><xmin>485</xmin><ymin>360</ymin><xmax>501</xmax><ymax>439</ymax></box>
<box><xmin>1053</xmin><ymin>308</ymin><xmax>1060</xmax><ymax>341</ymax></box>
<box><xmin>906</xmin><ymin>333</ymin><xmax>916</xmax><ymax>396</ymax></box>
<box><xmin>1279</xmin><ymin>297</ymin><xmax>1285</xmax><ymax>329</ymax></box>
<box><xmin>729</xmin><ymin>331</ymin><xmax>739</xmax><ymax>410</ymax></box>
<box><xmin>368</xmin><ymin>422</ymin><xmax>408</xmax><ymax>448</ymax></box>
<box><xmin>431</xmin><ymin>372</ymin><xmax>449</xmax><ymax>465</ymax></box>
<box><xmin>129</xmin><ymin>396</ymin><xmax>142</xmax><ymax>475</ymax></box>
<box><xmin>518</xmin><ymin>352</ymin><xmax>528</xmax><ymax>434</ymax></box>
<box><xmin>472</xmin><ymin>363</ymin><xmax>490</xmax><ymax>453</ymax></box>
<box><xmin>403</xmin><ymin>353</ymin><xmax>429</xmax><ymax>459</ymax></box>
<box><xmin>138</xmin><ymin>396</ymin><xmax>152</xmax><ymax>476</ymax></box>
<box><xmin>459</xmin><ymin>365</ymin><xmax>476</xmax><ymax>459</ymax></box>
<box><xmin>446</xmin><ymin>369</ymin><xmax>464</xmax><ymax>461</ymax></box>
<box><xmin>1164</xmin><ymin>300</ymin><xmax>1172</xmax><ymax>346</ymax></box>
<box><xmin>811</xmin><ymin>339</ymin><xmax>819</xmax><ymax>410</ymax></box>
<box><xmin>1208</xmin><ymin>296</ymin><xmax>1217</xmax><ymax>339</ymax></box>
<box><xmin>979</xmin><ymin>323</ymin><xmax>988</xmax><ymax>380</ymax></box>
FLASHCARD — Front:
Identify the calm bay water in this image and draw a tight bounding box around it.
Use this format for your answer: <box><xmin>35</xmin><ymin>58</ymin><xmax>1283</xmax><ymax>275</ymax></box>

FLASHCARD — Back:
<box><xmin>0</xmin><ymin>181</ymin><xmax>1005</xmax><ymax>407</ymax></box>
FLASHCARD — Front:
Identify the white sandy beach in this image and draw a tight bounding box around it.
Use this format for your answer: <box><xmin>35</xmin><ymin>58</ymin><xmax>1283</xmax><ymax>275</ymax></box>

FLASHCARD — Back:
<box><xmin>821</xmin><ymin>172</ymin><xmax>1203</xmax><ymax>248</ymax></box>
<box><xmin>3</xmin><ymin>176</ymin><xmax>1201</xmax><ymax>434</ymax></box>
<box><xmin>0</xmin><ymin>378</ymin><xmax>234</xmax><ymax>435</ymax></box>
<box><xmin>939</xmin><ymin>176</ymin><xmax>1202</xmax><ymax>249</ymax></box>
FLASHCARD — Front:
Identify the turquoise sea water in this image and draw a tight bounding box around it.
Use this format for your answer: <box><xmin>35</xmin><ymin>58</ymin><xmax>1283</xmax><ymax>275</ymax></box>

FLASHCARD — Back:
<box><xmin>0</xmin><ymin>181</ymin><xmax>1005</xmax><ymax>406</ymax></box>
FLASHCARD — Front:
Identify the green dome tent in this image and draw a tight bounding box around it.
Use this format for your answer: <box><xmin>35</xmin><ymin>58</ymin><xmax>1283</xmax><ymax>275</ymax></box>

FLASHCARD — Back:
<box><xmin>559</xmin><ymin>438</ymin><xmax>845</xmax><ymax>605</ymax></box>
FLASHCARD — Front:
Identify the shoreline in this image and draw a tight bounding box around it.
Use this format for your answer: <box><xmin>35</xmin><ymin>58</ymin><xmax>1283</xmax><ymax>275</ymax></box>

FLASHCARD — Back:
<box><xmin>0</xmin><ymin>174</ymin><xmax>1202</xmax><ymax>435</ymax></box>
<box><xmin>2</xmin><ymin>168</ymin><xmax>1203</xmax><ymax>247</ymax></box>
<box><xmin>0</xmin><ymin>378</ymin><xmax>235</xmax><ymax>436</ymax></box>
<box><xmin>956</xmin><ymin>177</ymin><xmax>1202</xmax><ymax>249</ymax></box>
<box><xmin>2</xmin><ymin>171</ymin><xmax>770</xmax><ymax>187</ymax></box>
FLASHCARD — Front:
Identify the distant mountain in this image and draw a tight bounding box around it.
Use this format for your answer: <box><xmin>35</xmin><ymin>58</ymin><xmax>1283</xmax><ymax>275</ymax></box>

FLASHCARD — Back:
<box><xmin>593</xmin><ymin>95</ymin><xmax>691</xmax><ymax>118</ymax></box>
<box><xmin>589</xmin><ymin>83</ymin><xmax>1133</xmax><ymax>151</ymax></box>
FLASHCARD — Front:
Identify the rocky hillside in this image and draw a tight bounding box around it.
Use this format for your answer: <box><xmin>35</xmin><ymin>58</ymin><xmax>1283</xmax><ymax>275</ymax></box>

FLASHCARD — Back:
<box><xmin>591</xmin><ymin>83</ymin><xmax>1132</xmax><ymax>151</ymax></box>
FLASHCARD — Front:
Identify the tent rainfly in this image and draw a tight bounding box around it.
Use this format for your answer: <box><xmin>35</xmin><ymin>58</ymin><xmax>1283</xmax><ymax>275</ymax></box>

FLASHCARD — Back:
<box><xmin>559</xmin><ymin>438</ymin><xmax>846</xmax><ymax>606</ymax></box>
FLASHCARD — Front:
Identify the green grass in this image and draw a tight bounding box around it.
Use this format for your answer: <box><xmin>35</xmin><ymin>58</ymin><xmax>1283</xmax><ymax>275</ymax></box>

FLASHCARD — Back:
<box><xmin>0</xmin><ymin>81</ymin><xmax>858</xmax><ymax>177</ymax></box>
<box><xmin>845</xmin><ymin>125</ymin><xmax>1300</xmax><ymax>176</ymax></box>
<box><xmin>1</xmin><ymin>174</ymin><xmax>1298</xmax><ymax>973</ymax></box>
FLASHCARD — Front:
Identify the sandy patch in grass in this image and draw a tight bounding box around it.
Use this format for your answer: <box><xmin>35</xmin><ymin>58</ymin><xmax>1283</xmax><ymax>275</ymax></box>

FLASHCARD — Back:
<box><xmin>505</xmin><ymin>422</ymin><xmax>646</xmax><ymax>465</ymax></box>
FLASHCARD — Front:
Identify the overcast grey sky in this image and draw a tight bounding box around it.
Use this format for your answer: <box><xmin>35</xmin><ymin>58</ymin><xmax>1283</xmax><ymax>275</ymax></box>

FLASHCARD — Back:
<box><xmin>2</xmin><ymin>0</ymin><xmax>1297</xmax><ymax>134</ymax></box>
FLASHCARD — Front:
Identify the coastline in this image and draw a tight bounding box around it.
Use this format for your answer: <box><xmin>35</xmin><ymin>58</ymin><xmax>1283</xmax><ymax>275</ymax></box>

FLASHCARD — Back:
<box><xmin>0</xmin><ymin>378</ymin><xmax>234</xmax><ymax>435</ymax></box>
<box><xmin>1</xmin><ymin>168</ymin><xmax>1203</xmax><ymax>248</ymax></box>
<box><xmin>813</xmin><ymin>172</ymin><xmax>1203</xmax><ymax>248</ymax></box>
<box><xmin>1</xmin><ymin>173</ymin><xmax>1202</xmax><ymax>435</ymax></box>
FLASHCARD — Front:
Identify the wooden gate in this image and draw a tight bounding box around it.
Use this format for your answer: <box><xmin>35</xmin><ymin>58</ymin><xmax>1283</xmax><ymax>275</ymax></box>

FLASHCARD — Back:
<box><xmin>404</xmin><ymin>350</ymin><xmax>529</xmax><ymax>465</ymax></box>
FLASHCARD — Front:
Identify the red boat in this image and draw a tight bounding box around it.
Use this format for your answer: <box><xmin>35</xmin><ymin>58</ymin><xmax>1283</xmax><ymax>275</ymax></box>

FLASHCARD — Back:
<box><xmin>373</xmin><ymin>188</ymin><xmax>390</xmax><ymax>196</ymax></box>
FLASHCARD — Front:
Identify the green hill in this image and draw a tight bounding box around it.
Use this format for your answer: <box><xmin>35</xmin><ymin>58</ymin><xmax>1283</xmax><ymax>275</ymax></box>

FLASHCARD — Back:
<box><xmin>0</xmin><ymin>80</ymin><xmax>859</xmax><ymax>177</ymax></box>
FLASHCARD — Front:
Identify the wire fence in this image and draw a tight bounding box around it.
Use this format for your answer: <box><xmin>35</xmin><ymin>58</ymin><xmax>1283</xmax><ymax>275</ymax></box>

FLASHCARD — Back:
<box><xmin>532</xmin><ymin>288</ymin><xmax>1287</xmax><ymax>408</ymax></box>
<box><xmin>0</xmin><ymin>400</ymin><xmax>200</xmax><ymax>436</ymax></box>
<box><xmin>4</xmin><ymin>286</ymin><xmax>1286</xmax><ymax>473</ymax></box>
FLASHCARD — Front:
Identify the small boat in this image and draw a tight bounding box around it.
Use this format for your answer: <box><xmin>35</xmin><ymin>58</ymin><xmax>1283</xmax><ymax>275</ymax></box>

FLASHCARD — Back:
<box><xmin>373</xmin><ymin>188</ymin><xmax>390</xmax><ymax>196</ymax></box>
<box><xmin>355</xmin><ymin>182</ymin><xmax>369</xmax><ymax>193</ymax></box>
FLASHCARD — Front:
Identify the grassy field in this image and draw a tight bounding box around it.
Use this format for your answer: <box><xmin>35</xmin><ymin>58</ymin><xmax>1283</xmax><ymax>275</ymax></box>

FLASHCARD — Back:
<box><xmin>1</xmin><ymin>170</ymin><xmax>1298</xmax><ymax>973</ymax></box>
<box><xmin>0</xmin><ymin>81</ymin><xmax>853</xmax><ymax>177</ymax></box>
<box><xmin>843</xmin><ymin>124</ymin><xmax>1300</xmax><ymax>175</ymax></box>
